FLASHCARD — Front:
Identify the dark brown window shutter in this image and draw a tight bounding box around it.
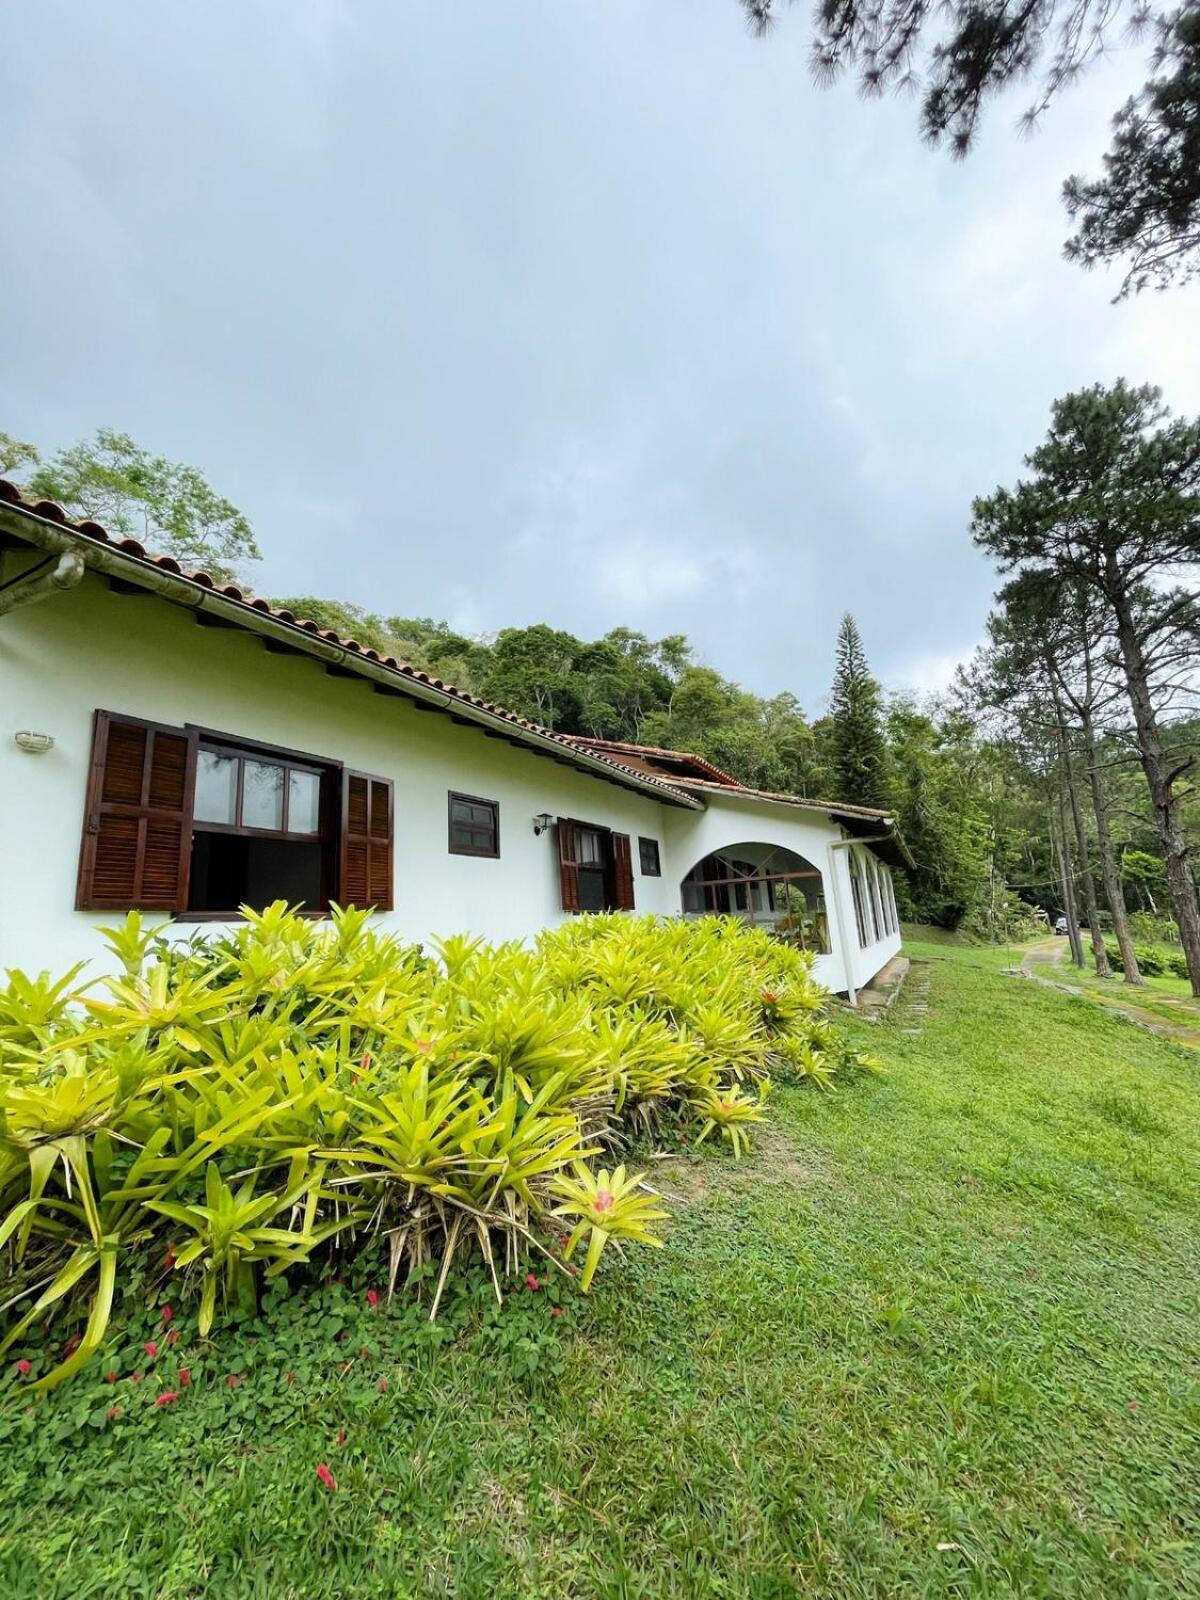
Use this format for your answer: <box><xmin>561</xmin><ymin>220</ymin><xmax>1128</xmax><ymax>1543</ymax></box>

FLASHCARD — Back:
<box><xmin>77</xmin><ymin>711</ymin><xmax>197</xmax><ymax>911</ymax></box>
<box><xmin>612</xmin><ymin>832</ymin><xmax>635</xmax><ymax>911</ymax></box>
<box><xmin>341</xmin><ymin>771</ymin><xmax>393</xmax><ymax>910</ymax></box>
<box><xmin>557</xmin><ymin>818</ymin><xmax>580</xmax><ymax>912</ymax></box>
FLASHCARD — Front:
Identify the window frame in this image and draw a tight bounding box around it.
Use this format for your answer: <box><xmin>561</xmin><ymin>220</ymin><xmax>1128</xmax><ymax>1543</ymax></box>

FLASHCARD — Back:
<box><xmin>447</xmin><ymin>791</ymin><xmax>500</xmax><ymax>859</ymax></box>
<box><xmin>81</xmin><ymin>715</ymin><xmax>395</xmax><ymax>922</ymax></box>
<box><xmin>191</xmin><ymin>739</ymin><xmax>330</xmax><ymax>843</ymax></box>
<box><xmin>638</xmin><ymin>836</ymin><xmax>662</xmax><ymax>876</ymax></box>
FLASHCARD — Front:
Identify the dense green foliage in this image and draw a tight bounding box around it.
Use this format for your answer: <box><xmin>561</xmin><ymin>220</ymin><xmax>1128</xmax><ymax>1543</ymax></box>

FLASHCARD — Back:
<box><xmin>0</xmin><ymin>907</ymin><xmax>874</xmax><ymax>1391</ymax></box>
<box><xmin>5</xmin><ymin>936</ymin><xmax>1199</xmax><ymax>1597</ymax></box>
<box><xmin>7</xmin><ymin>427</ymin><xmax>261</xmax><ymax>581</ymax></box>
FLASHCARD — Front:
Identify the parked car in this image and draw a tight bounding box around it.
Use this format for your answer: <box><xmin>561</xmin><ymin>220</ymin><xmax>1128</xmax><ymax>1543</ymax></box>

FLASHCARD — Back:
<box><xmin>1054</xmin><ymin>916</ymin><xmax>1069</xmax><ymax>935</ymax></box>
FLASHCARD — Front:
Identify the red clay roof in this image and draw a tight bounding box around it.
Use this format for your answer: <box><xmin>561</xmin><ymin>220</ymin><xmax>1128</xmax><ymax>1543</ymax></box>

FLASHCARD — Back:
<box><xmin>0</xmin><ymin>480</ymin><xmax>698</xmax><ymax>806</ymax></box>
<box><xmin>568</xmin><ymin>737</ymin><xmax>743</xmax><ymax>787</ymax></box>
<box><xmin>0</xmin><ymin>478</ymin><xmax>901</xmax><ymax>839</ymax></box>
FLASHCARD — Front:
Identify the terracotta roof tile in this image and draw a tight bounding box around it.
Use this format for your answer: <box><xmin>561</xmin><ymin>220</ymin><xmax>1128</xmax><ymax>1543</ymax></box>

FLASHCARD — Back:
<box><xmin>0</xmin><ymin>478</ymin><xmax>697</xmax><ymax>806</ymax></box>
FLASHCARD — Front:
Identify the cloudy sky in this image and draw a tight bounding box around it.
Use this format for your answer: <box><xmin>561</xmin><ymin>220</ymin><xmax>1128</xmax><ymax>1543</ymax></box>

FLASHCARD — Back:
<box><xmin>3</xmin><ymin>2</ymin><xmax>1198</xmax><ymax>707</ymax></box>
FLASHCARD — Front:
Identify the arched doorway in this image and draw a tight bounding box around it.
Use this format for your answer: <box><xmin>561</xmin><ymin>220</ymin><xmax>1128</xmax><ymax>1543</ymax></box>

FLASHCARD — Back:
<box><xmin>680</xmin><ymin>842</ymin><xmax>830</xmax><ymax>952</ymax></box>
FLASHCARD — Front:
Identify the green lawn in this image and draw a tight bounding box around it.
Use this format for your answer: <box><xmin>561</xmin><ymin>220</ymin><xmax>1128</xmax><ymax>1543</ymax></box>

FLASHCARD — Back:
<box><xmin>5</xmin><ymin>938</ymin><xmax>1200</xmax><ymax>1598</ymax></box>
<box><xmin>1031</xmin><ymin>951</ymin><xmax>1200</xmax><ymax>1036</ymax></box>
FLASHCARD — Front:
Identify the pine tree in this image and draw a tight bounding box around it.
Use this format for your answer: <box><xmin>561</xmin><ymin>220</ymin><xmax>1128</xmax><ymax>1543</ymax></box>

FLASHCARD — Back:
<box><xmin>828</xmin><ymin>614</ymin><xmax>888</xmax><ymax>807</ymax></box>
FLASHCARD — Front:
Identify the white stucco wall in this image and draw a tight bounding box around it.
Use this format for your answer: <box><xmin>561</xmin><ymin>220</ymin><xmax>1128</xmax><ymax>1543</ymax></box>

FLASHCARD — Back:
<box><xmin>0</xmin><ymin>562</ymin><xmax>901</xmax><ymax>997</ymax></box>
<box><xmin>662</xmin><ymin>794</ymin><xmax>901</xmax><ymax>994</ymax></box>
<box><xmin>0</xmin><ymin>571</ymin><xmax>677</xmax><ymax>976</ymax></box>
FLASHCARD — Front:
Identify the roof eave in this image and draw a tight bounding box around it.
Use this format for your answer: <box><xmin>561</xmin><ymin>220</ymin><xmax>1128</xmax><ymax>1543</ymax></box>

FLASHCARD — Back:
<box><xmin>0</xmin><ymin>501</ymin><xmax>704</xmax><ymax>810</ymax></box>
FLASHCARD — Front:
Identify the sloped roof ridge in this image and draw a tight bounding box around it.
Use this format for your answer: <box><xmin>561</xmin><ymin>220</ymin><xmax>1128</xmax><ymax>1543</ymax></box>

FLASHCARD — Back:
<box><xmin>0</xmin><ymin>479</ymin><xmax>695</xmax><ymax>804</ymax></box>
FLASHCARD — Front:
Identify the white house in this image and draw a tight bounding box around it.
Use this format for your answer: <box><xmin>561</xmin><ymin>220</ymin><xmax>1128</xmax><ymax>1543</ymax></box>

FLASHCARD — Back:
<box><xmin>0</xmin><ymin>481</ymin><xmax>905</xmax><ymax>997</ymax></box>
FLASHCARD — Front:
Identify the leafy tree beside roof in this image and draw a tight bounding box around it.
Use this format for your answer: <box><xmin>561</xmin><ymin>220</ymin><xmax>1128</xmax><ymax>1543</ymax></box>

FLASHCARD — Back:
<box><xmin>27</xmin><ymin>428</ymin><xmax>260</xmax><ymax>583</ymax></box>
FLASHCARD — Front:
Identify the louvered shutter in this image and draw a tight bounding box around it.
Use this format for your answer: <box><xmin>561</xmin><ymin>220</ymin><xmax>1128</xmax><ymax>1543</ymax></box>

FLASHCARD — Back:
<box><xmin>76</xmin><ymin>711</ymin><xmax>197</xmax><ymax>911</ymax></box>
<box><xmin>340</xmin><ymin>771</ymin><xmax>394</xmax><ymax>910</ymax></box>
<box><xmin>557</xmin><ymin>818</ymin><xmax>580</xmax><ymax>912</ymax></box>
<box><xmin>612</xmin><ymin>832</ymin><xmax>635</xmax><ymax>911</ymax></box>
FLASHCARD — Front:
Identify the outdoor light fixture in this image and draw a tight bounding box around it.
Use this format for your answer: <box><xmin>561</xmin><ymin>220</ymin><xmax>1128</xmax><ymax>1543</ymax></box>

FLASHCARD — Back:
<box><xmin>533</xmin><ymin>812</ymin><xmax>553</xmax><ymax>837</ymax></box>
<box><xmin>14</xmin><ymin>730</ymin><xmax>54</xmax><ymax>754</ymax></box>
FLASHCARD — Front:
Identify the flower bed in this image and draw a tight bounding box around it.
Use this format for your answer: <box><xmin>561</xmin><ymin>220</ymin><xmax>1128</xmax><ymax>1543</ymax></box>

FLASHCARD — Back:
<box><xmin>0</xmin><ymin>904</ymin><xmax>872</xmax><ymax>1388</ymax></box>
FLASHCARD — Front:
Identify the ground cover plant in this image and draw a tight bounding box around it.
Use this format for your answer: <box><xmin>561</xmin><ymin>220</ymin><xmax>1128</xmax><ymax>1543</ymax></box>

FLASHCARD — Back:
<box><xmin>0</xmin><ymin>906</ymin><xmax>872</xmax><ymax>1390</ymax></box>
<box><xmin>3</xmin><ymin>931</ymin><xmax>1199</xmax><ymax>1597</ymax></box>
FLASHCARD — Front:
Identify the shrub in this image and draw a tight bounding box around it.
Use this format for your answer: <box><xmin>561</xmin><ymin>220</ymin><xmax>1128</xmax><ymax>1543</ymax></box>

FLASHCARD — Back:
<box><xmin>1104</xmin><ymin>941</ymin><xmax>1190</xmax><ymax>980</ymax></box>
<box><xmin>0</xmin><ymin>906</ymin><xmax>858</xmax><ymax>1388</ymax></box>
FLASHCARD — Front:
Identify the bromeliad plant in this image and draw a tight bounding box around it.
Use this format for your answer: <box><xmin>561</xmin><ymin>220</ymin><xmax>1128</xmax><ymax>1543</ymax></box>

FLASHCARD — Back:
<box><xmin>0</xmin><ymin>904</ymin><xmax>861</xmax><ymax>1389</ymax></box>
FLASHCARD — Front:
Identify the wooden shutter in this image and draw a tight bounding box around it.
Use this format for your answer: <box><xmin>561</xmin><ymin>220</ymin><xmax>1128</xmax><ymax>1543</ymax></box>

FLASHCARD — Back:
<box><xmin>76</xmin><ymin>711</ymin><xmax>197</xmax><ymax>911</ymax></box>
<box><xmin>340</xmin><ymin>771</ymin><xmax>394</xmax><ymax>910</ymax></box>
<box><xmin>557</xmin><ymin>818</ymin><xmax>580</xmax><ymax>912</ymax></box>
<box><xmin>612</xmin><ymin>832</ymin><xmax>635</xmax><ymax>911</ymax></box>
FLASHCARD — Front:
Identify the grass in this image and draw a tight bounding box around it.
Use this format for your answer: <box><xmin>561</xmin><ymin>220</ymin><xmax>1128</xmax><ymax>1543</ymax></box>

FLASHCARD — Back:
<box><xmin>1029</xmin><ymin>941</ymin><xmax>1200</xmax><ymax>1040</ymax></box>
<box><xmin>5</xmin><ymin>938</ymin><xmax>1200</xmax><ymax>1598</ymax></box>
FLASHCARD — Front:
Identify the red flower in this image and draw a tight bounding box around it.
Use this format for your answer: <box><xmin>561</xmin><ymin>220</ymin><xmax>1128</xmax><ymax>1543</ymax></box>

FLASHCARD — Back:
<box><xmin>565</xmin><ymin>1265</ymin><xmax>577</xmax><ymax>1277</ymax></box>
<box><xmin>144</xmin><ymin>1341</ymin><xmax>159</xmax><ymax>1358</ymax></box>
<box><xmin>559</xmin><ymin>1234</ymin><xmax>572</xmax><ymax>1250</ymax></box>
<box><xmin>130</xmin><ymin>1370</ymin><xmax>142</xmax><ymax>1384</ymax></box>
<box><xmin>761</xmin><ymin>989</ymin><xmax>779</xmax><ymax>1005</ymax></box>
<box><xmin>316</xmin><ymin>1463</ymin><xmax>337</xmax><ymax>1492</ymax></box>
<box><xmin>550</xmin><ymin>1305</ymin><xmax>564</xmax><ymax>1319</ymax></box>
<box><xmin>107</xmin><ymin>1404</ymin><xmax>121</xmax><ymax>1421</ymax></box>
<box><xmin>366</xmin><ymin>1289</ymin><xmax>380</xmax><ymax>1308</ymax></box>
<box><xmin>336</xmin><ymin>1429</ymin><xmax>347</xmax><ymax>1446</ymax></box>
<box><xmin>105</xmin><ymin>1370</ymin><xmax>118</xmax><ymax>1384</ymax></box>
<box><xmin>15</xmin><ymin>1359</ymin><xmax>31</xmax><ymax>1376</ymax></box>
<box><xmin>594</xmin><ymin>1190</ymin><xmax>614</xmax><ymax>1214</ymax></box>
<box><xmin>415</xmin><ymin>1039</ymin><xmax>433</xmax><ymax>1054</ymax></box>
<box><xmin>161</xmin><ymin>1304</ymin><xmax>174</xmax><ymax>1324</ymax></box>
<box><xmin>1128</xmin><ymin>1400</ymin><xmax>1140</xmax><ymax>1412</ymax></box>
<box><xmin>155</xmin><ymin>1390</ymin><xmax>179</xmax><ymax>1407</ymax></box>
<box><xmin>165</xmin><ymin>1328</ymin><xmax>179</xmax><ymax>1346</ymax></box>
<box><xmin>63</xmin><ymin>1333</ymin><xmax>81</xmax><ymax>1358</ymax></box>
<box><xmin>377</xmin><ymin>1378</ymin><xmax>388</xmax><ymax>1392</ymax></box>
<box><xmin>164</xmin><ymin>1244</ymin><xmax>177</xmax><ymax>1270</ymax></box>
<box><xmin>227</xmin><ymin>1374</ymin><xmax>238</xmax><ymax>1388</ymax></box>
<box><xmin>179</xmin><ymin>1368</ymin><xmax>191</xmax><ymax>1387</ymax></box>
<box><xmin>525</xmin><ymin>1273</ymin><xmax>540</xmax><ymax>1291</ymax></box>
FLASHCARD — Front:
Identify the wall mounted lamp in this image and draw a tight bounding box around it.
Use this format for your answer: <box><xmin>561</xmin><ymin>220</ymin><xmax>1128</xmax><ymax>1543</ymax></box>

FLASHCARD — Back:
<box><xmin>14</xmin><ymin>730</ymin><xmax>55</xmax><ymax>754</ymax></box>
<box><xmin>533</xmin><ymin>812</ymin><xmax>553</xmax><ymax>837</ymax></box>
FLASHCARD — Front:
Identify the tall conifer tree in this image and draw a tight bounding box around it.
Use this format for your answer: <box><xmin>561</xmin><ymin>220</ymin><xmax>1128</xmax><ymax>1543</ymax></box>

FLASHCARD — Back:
<box><xmin>828</xmin><ymin>613</ymin><xmax>888</xmax><ymax>807</ymax></box>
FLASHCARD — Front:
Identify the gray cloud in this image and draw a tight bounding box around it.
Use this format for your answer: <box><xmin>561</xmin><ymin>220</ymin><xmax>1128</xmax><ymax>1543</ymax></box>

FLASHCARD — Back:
<box><xmin>3</xmin><ymin>0</ymin><xmax>1197</xmax><ymax>706</ymax></box>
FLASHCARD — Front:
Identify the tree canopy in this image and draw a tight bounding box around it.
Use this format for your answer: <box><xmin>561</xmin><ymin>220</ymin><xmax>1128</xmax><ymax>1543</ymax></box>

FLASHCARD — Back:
<box><xmin>743</xmin><ymin>0</ymin><xmax>1200</xmax><ymax>294</ymax></box>
<box><xmin>8</xmin><ymin>427</ymin><xmax>260</xmax><ymax>582</ymax></box>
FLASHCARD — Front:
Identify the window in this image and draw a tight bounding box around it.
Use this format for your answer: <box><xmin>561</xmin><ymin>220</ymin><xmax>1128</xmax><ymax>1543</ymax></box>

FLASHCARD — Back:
<box><xmin>638</xmin><ymin>836</ymin><xmax>661</xmax><ymax>876</ymax></box>
<box><xmin>448</xmin><ymin>793</ymin><xmax>499</xmax><ymax>858</ymax></box>
<box><xmin>556</xmin><ymin>819</ymin><xmax>635</xmax><ymax>914</ymax></box>
<box><xmin>849</xmin><ymin>851</ymin><xmax>868</xmax><ymax>947</ymax></box>
<box><xmin>76</xmin><ymin>711</ymin><xmax>394</xmax><ymax>917</ymax></box>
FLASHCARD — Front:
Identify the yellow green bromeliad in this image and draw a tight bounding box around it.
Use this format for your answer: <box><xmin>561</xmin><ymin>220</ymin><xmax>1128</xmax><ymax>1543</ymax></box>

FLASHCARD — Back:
<box><xmin>0</xmin><ymin>904</ymin><xmax>868</xmax><ymax>1387</ymax></box>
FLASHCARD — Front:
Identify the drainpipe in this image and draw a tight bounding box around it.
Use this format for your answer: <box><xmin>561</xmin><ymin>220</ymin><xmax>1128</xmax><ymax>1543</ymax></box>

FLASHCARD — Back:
<box><xmin>825</xmin><ymin>832</ymin><xmax>894</xmax><ymax>1007</ymax></box>
<box><xmin>0</xmin><ymin>550</ymin><xmax>85</xmax><ymax>616</ymax></box>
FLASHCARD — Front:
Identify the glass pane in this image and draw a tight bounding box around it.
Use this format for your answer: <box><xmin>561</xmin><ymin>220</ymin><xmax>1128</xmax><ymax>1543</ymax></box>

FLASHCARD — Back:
<box><xmin>288</xmin><ymin>770</ymin><xmax>321</xmax><ymax>835</ymax></box>
<box><xmin>242</xmin><ymin>759</ymin><xmax>284</xmax><ymax>830</ymax></box>
<box><xmin>577</xmin><ymin>829</ymin><xmax>601</xmax><ymax>866</ymax></box>
<box><xmin>194</xmin><ymin>750</ymin><xmax>238</xmax><ymax>825</ymax></box>
<box><xmin>451</xmin><ymin>825</ymin><xmax>475</xmax><ymax>850</ymax></box>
